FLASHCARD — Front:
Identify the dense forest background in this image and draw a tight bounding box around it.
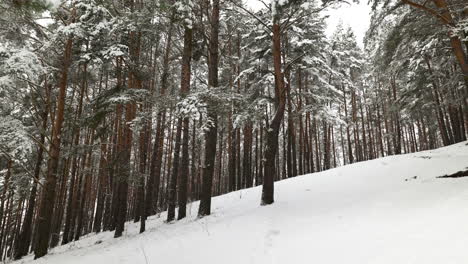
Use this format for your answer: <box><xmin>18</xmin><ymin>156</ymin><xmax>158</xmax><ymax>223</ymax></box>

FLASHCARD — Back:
<box><xmin>0</xmin><ymin>0</ymin><xmax>466</xmax><ymax>260</ymax></box>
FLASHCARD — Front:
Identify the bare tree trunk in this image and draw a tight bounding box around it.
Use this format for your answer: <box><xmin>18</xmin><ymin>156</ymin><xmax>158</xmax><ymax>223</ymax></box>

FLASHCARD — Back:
<box><xmin>343</xmin><ymin>84</ymin><xmax>353</xmax><ymax>163</ymax></box>
<box><xmin>137</xmin><ymin>120</ymin><xmax>149</xmax><ymax>233</ymax></box>
<box><xmin>198</xmin><ymin>0</ymin><xmax>220</xmax><ymax>217</ymax></box>
<box><xmin>0</xmin><ymin>160</ymin><xmax>12</xmax><ymax>256</ymax></box>
<box><xmin>243</xmin><ymin>123</ymin><xmax>253</xmax><ymax>186</ymax></box>
<box><xmin>177</xmin><ymin>24</ymin><xmax>193</xmax><ymax>220</ymax></box>
<box><xmin>167</xmin><ymin>118</ymin><xmax>182</xmax><ymax>222</ymax></box>
<box><xmin>34</xmin><ymin>37</ymin><xmax>73</xmax><ymax>259</ymax></box>
<box><xmin>14</xmin><ymin>95</ymin><xmax>48</xmax><ymax>259</ymax></box>
<box><xmin>261</xmin><ymin>6</ymin><xmax>287</xmax><ymax>205</ymax></box>
<box><xmin>145</xmin><ymin>13</ymin><xmax>175</xmax><ymax>219</ymax></box>
<box><xmin>114</xmin><ymin>46</ymin><xmax>137</xmax><ymax>237</ymax></box>
<box><xmin>93</xmin><ymin>139</ymin><xmax>108</xmax><ymax>233</ymax></box>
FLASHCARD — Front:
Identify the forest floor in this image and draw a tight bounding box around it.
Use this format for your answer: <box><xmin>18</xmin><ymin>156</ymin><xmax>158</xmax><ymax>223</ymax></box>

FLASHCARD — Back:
<box><xmin>14</xmin><ymin>141</ymin><xmax>468</xmax><ymax>264</ymax></box>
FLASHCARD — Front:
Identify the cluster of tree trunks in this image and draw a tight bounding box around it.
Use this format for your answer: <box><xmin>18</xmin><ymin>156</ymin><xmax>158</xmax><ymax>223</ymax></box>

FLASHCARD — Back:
<box><xmin>1</xmin><ymin>0</ymin><xmax>467</xmax><ymax>261</ymax></box>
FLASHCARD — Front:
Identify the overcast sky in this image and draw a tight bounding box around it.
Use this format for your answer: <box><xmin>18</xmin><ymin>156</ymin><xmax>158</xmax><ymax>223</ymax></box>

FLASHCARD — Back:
<box><xmin>244</xmin><ymin>0</ymin><xmax>371</xmax><ymax>47</ymax></box>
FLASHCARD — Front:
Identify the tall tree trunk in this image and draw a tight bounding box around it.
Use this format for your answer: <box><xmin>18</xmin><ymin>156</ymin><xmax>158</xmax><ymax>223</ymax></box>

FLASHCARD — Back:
<box><xmin>343</xmin><ymin>84</ymin><xmax>353</xmax><ymax>164</ymax></box>
<box><xmin>198</xmin><ymin>0</ymin><xmax>220</xmax><ymax>217</ymax></box>
<box><xmin>391</xmin><ymin>78</ymin><xmax>402</xmax><ymax>154</ymax></box>
<box><xmin>178</xmin><ymin>25</ymin><xmax>193</xmax><ymax>220</ymax></box>
<box><xmin>261</xmin><ymin>6</ymin><xmax>287</xmax><ymax>205</ymax></box>
<box><xmin>113</xmin><ymin>104</ymin><xmax>135</xmax><ymax>238</ymax></box>
<box><xmin>243</xmin><ymin>123</ymin><xmax>253</xmax><ymax>186</ymax></box>
<box><xmin>14</xmin><ymin>96</ymin><xmax>48</xmax><ymax>259</ymax></box>
<box><xmin>167</xmin><ymin>119</ymin><xmax>182</xmax><ymax>222</ymax></box>
<box><xmin>62</xmin><ymin>63</ymin><xmax>88</xmax><ymax>244</ymax></box>
<box><xmin>137</xmin><ymin>121</ymin><xmax>148</xmax><ymax>233</ymax></box>
<box><xmin>34</xmin><ymin>37</ymin><xmax>73</xmax><ymax>259</ymax></box>
<box><xmin>93</xmin><ymin>139</ymin><xmax>108</xmax><ymax>233</ymax></box>
<box><xmin>0</xmin><ymin>160</ymin><xmax>12</xmax><ymax>256</ymax></box>
<box><xmin>144</xmin><ymin>13</ymin><xmax>175</xmax><ymax>219</ymax></box>
<box><xmin>49</xmin><ymin>156</ymin><xmax>70</xmax><ymax>247</ymax></box>
<box><xmin>114</xmin><ymin>43</ymin><xmax>137</xmax><ymax>237</ymax></box>
<box><xmin>74</xmin><ymin>130</ymin><xmax>94</xmax><ymax>241</ymax></box>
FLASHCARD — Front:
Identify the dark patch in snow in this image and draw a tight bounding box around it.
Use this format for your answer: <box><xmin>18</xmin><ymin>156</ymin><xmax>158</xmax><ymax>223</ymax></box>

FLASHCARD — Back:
<box><xmin>437</xmin><ymin>169</ymin><xmax>468</xmax><ymax>179</ymax></box>
<box><xmin>405</xmin><ymin>176</ymin><xmax>418</xmax><ymax>182</ymax></box>
<box><xmin>419</xmin><ymin>156</ymin><xmax>432</xmax><ymax>159</ymax></box>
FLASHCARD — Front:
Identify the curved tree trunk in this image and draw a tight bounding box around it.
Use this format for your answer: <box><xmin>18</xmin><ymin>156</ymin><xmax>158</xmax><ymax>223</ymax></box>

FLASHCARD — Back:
<box><xmin>261</xmin><ymin>9</ymin><xmax>287</xmax><ymax>205</ymax></box>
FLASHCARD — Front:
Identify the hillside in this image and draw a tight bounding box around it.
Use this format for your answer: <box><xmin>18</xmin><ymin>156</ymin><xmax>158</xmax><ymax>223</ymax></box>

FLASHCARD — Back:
<box><xmin>15</xmin><ymin>142</ymin><xmax>468</xmax><ymax>264</ymax></box>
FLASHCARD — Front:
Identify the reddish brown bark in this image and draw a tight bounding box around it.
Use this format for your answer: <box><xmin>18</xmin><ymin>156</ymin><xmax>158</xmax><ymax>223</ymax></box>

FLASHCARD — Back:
<box><xmin>34</xmin><ymin>37</ymin><xmax>73</xmax><ymax>259</ymax></box>
<box><xmin>261</xmin><ymin>10</ymin><xmax>287</xmax><ymax>205</ymax></box>
<box><xmin>199</xmin><ymin>0</ymin><xmax>220</xmax><ymax>216</ymax></box>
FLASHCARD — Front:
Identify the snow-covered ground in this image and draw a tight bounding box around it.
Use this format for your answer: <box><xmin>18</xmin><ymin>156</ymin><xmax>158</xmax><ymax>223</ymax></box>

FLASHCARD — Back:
<box><xmin>15</xmin><ymin>142</ymin><xmax>468</xmax><ymax>264</ymax></box>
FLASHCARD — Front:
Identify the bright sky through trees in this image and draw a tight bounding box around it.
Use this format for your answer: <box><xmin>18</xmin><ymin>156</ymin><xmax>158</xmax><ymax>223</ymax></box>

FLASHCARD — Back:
<box><xmin>245</xmin><ymin>0</ymin><xmax>371</xmax><ymax>46</ymax></box>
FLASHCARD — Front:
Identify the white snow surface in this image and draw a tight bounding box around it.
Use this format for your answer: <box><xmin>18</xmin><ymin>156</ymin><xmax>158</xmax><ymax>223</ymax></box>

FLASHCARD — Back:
<box><xmin>15</xmin><ymin>142</ymin><xmax>468</xmax><ymax>264</ymax></box>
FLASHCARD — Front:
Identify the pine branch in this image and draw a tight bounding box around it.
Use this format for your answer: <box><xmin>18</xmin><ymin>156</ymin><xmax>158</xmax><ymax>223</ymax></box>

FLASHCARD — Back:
<box><xmin>226</xmin><ymin>0</ymin><xmax>272</xmax><ymax>33</ymax></box>
<box><xmin>400</xmin><ymin>0</ymin><xmax>454</xmax><ymax>26</ymax></box>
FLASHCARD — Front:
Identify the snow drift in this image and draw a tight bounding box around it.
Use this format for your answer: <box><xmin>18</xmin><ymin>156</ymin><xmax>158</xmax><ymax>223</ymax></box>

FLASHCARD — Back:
<box><xmin>15</xmin><ymin>142</ymin><xmax>468</xmax><ymax>264</ymax></box>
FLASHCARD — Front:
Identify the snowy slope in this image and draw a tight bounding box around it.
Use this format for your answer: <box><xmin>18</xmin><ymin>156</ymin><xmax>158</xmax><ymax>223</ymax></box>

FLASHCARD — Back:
<box><xmin>15</xmin><ymin>142</ymin><xmax>468</xmax><ymax>264</ymax></box>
